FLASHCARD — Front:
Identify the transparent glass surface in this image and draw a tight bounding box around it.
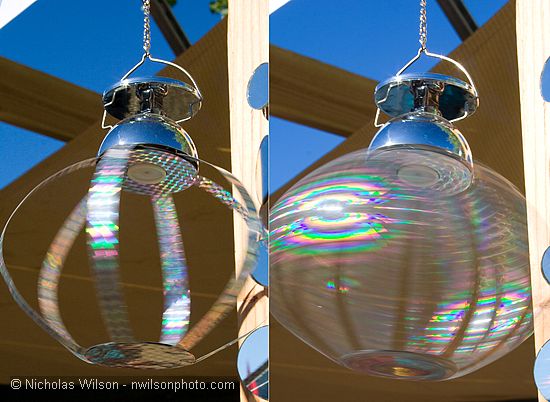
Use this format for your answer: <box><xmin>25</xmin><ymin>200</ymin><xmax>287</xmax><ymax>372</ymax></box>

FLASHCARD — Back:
<box><xmin>270</xmin><ymin>147</ymin><xmax>532</xmax><ymax>381</ymax></box>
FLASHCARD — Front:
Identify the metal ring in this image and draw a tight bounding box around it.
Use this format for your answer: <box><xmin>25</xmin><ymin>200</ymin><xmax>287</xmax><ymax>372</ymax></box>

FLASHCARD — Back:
<box><xmin>176</xmin><ymin>156</ymin><xmax>262</xmax><ymax>351</ymax></box>
<box><xmin>0</xmin><ymin>159</ymin><xmax>97</xmax><ymax>361</ymax></box>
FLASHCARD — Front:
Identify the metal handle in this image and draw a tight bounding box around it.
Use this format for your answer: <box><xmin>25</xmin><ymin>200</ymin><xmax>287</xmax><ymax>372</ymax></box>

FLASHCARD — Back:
<box><xmin>374</xmin><ymin>47</ymin><xmax>478</xmax><ymax>128</ymax></box>
<box><xmin>397</xmin><ymin>48</ymin><xmax>478</xmax><ymax>96</ymax></box>
<box><xmin>102</xmin><ymin>54</ymin><xmax>204</xmax><ymax>129</ymax></box>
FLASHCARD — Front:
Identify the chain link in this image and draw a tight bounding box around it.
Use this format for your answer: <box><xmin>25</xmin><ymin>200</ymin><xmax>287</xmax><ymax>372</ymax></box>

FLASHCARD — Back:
<box><xmin>419</xmin><ymin>0</ymin><xmax>427</xmax><ymax>50</ymax></box>
<box><xmin>142</xmin><ymin>0</ymin><xmax>151</xmax><ymax>56</ymax></box>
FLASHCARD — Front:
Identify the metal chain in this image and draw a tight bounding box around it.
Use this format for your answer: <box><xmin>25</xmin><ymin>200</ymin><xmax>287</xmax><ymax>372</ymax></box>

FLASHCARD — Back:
<box><xmin>419</xmin><ymin>0</ymin><xmax>427</xmax><ymax>50</ymax></box>
<box><xmin>142</xmin><ymin>0</ymin><xmax>151</xmax><ymax>56</ymax></box>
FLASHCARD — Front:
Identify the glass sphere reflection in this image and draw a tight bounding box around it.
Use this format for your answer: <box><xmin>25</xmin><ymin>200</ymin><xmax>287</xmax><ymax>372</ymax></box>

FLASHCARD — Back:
<box><xmin>270</xmin><ymin>148</ymin><xmax>532</xmax><ymax>381</ymax></box>
<box><xmin>369</xmin><ymin>112</ymin><xmax>473</xmax><ymax>195</ymax></box>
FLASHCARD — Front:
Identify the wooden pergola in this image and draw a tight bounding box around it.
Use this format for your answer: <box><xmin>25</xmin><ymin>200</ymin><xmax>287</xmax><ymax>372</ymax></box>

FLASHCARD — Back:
<box><xmin>0</xmin><ymin>2</ymin><xmax>269</xmax><ymax>398</ymax></box>
<box><xmin>0</xmin><ymin>0</ymin><xmax>548</xmax><ymax>401</ymax></box>
<box><xmin>268</xmin><ymin>1</ymin><xmax>546</xmax><ymax>401</ymax></box>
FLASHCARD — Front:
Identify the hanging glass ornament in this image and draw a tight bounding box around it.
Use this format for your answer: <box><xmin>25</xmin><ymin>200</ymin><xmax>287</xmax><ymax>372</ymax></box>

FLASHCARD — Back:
<box><xmin>0</xmin><ymin>0</ymin><xmax>261</xmax><ymax>369</ymax></box>
<box><xmin>270</xmin><ymin>0</ymin><xmax>531</xmax><ymax>381</ymax></box>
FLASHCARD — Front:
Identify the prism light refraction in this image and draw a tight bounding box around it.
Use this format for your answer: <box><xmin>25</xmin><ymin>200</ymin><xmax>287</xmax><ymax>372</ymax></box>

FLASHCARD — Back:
<box><xmin>270</xmin><ymin>149</ymin><xmax>531</xmax><ymax>381</ymax></box>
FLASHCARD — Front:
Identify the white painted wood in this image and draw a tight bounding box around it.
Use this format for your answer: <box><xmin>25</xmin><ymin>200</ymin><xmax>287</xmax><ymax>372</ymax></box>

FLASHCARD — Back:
<box><xmin>227</xmin><ymin>1</ymin><xmax>269</xmax><ymax>400</ymax></box>
<box><xmin>516</xmin><ymin>1</ymin><xmax>550</xmax><ymax>400</ymax></box>
<box><xmin>0</xmin><ymin>0</ymin><xmax>37</xmax><ymax>29</ymax></box>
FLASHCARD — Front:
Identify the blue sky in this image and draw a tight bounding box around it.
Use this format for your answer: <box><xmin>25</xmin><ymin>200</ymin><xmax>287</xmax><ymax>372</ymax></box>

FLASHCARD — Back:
<box><xmin>0</xmin><ymin>0</ymin><xmax>265</xmax><ymax>379</ymax></box>
<box><xmin>0</xmin><ymin>0</ymin><xmax>220</xmax><ymax>189</ymax></box>
<box><xmin>0</xmin><ymin>0</ymin><xmax>538</xmax><ymax>192</ymax></box>
<box><xmin>237</xmin><ymin>325</ymin><xmax>268</xmax><ymax>388</ymax></box>
<box><xmin>0</xmin><ymin>0</ymin><xmax>531</xmax><ymax>383</ymax></box>
<box><xmin>269</xmin><ymin>0</ymin><xmax>510</xmax><ymax>191</ymax></box>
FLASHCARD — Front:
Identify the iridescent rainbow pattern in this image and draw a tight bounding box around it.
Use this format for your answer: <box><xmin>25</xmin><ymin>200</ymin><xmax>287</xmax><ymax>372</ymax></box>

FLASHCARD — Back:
<box><xmin>86</xmin><ymin>147</ymin><xmax>133</xmax><ymax>342</ymax></box>
<box><xmin>403</xmin><ymin>186</ymin><xmax>531</xmax><ymax>362</ymax></box>
<box><xmin>1</xmin><ymin>148</ymin><xmax>260</xmax><ymax>366</ymax></box>
<box><xmin>270</xmin><ymin>171</ymin><xmax>395</xmax><ymax>255</ymax></box>
<box><xmin>270</xmin><ymin>149</ymin><xmax>532</xmax><ymax>380</ymax></box>
<box><xmin>153</xmin><ymin>195</ymin><xmax>190</xmax><ymax>345</ymax></box>
<box><xmin>422</xmin><ymin>297</ymin><xmax>470</xmax><ymax>353</ymax></box>
<box><xmin>38</xmin><ymin>196</ymin><xmax>88</xmax><ymax>345</ymax></box>
<box><xmin>123</xmin><ymin>148</ymin><xmax>197</xmax><ymax>196</ymax></box>
<box><xmin>326</xmin><ymin>276</ymin><xmax>360</xmax><ymax>294</ymax></box>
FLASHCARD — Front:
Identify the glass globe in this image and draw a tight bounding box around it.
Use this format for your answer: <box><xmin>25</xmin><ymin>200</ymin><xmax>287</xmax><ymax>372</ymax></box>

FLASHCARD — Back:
<box><xmin>0</xmin><ymin>75</ymin><xmax>262</xmax><ymax>369</ymax></box>
<box><xmin>270</xmin><ymin>147</ymin><xmax>532</xmax><ymax>381</ymax></box>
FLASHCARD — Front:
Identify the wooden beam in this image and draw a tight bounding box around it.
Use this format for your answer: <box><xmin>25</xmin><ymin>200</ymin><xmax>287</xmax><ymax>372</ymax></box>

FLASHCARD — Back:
<box><xmin>0</xmin><ymin>45</ymin><xmax>376</xmax><ymax>143</ymax></box>
<box><xmin>0</xmin><ymin>56</ymin><xmax>102</xmax><ymax>141</ymax></box>
<box><xmin>0</xmin><ymin>19</ymin><xmax>245</xmax><ymax>381</ymax></box>
<box><xmin>227</xmin><ymin>1</ymin><xmax>269</xmax><ymax>400</ymax></box>
<box><xmin>273</xmin><ymin>1</ymin><xmax>524</xmax><ymax>202</ymax></box>
<box><xmin>270</xmin><ymin>2</ymin><xmax>539</xmax><ymax>400</ymax></box>
<box><xmin>150</xmin><ymin>0</ymin><xmax>192</xmax><ymax>55</ymax></box>
<box><xmin>436</xmin><ymin>0</ymin><xmax>478</xmax><ymax>41</ymax></box>
<box><xmin>516</xmin><ymin>1</ymin><xmax>550</xmax><ymax>401</ymax></box>
<box><xmin>270</xmin><ymin>46</ymin><xmax>377</xmax><ymax>136</ymax></box>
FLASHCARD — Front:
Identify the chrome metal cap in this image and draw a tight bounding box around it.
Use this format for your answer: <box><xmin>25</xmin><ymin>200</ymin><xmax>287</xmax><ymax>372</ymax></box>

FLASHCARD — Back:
<box><xmin>103</xmin><ymin>76</ymin><xmax>202</xmax><ymax>122</ymax></box>
<box><xmin>368</xmin><ymin>113</ymin><xmax>473</xmax><ymax>195</ymax></box>
<box><xmin>98</xmin><ymin>113</ymin><xmax>198</xmax><ymax>161</ymax></box>
<box><xmin>375</xmin><ymin>73</ymin><xmax>478</xmax><ymax>121</ymax></box>
<box><xmin>99</xmin><ymin>114</ymin><xmax>199</xmax><ymax>192</ymax></box>
<box><xmin>370</xmin><ymin>112</ymin><xmax>472</xmax><ymax>167</ymax></box>
<box><xmin>369</xmin><ymin>73</ymin><xmax>476</xmax><ymax>195</ymax></box>
<box><xmin>99</xmin><ymin>76</ymin><xmax>201</xmax><ymax>191</ymax></box>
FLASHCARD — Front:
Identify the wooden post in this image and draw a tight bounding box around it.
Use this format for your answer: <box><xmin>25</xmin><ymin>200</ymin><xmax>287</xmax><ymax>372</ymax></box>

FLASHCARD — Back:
<box><xmin>516</xmin><ymin>1</ymin><xmax>550</xmax><ymax>400</ymax></box>
<box><xmin>227</xmin><ymin>1</ymin><xmax>269</xmax><ymax>400</ymax></box>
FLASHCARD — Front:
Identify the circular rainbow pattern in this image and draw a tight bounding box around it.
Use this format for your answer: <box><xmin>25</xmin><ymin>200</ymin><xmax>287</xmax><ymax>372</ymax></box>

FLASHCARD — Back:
<box><xmin>271</xmin><ymin>171</ymin><xmax>395</xmax><ymax>255</ymax></box>
<box><xmin>270</xmin><ymin>147</ymin><xmax>532</xmax><ymax>381</ymax></box>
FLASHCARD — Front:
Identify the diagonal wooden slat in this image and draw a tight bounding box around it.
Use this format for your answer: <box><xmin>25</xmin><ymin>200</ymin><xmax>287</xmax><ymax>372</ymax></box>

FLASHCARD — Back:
<box><xmin>270</xmin><ymin>2</ymin><xmax>538</xmax><ymax>401</ymax></box>
<box><xmin>516</xmin><ymin>1</ymin><xmax>550</xmax><ymax>401</ymax></box>
<box><xmin>270</xmin><ymin>46</ymin><xmax>378</xmax><ymax>136</ymax></box>
<box><xmin>273</xmin><ymin>0</ymin><xmax>524</xmax><ymax>202</ymax></box>
<box><xmin>0</xmin><ymin>19</ymin><xmax>243</xmax><ymax>382</ymax></box>
<box><xmin>0</xmin><ymin>45</ymin><xmax>378</xmax><ymax>144</ymax></box>
<box><xmin>0</xmin><ymin>56</ymin><xmax>102</xmax><ymax>141</ymax></box>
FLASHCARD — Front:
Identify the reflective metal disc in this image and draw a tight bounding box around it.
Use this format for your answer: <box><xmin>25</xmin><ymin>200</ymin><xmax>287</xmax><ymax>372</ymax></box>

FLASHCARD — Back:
<box><xmin>252</xmin><ymin>240</ymin><xmax>269</xmax><ymax>286</ymax></box>
<box><xmin>542</xmin><ymin>246</ymin><xmax>550</xmax><ymax>285</ymax></box>
<box><xmin>543</xmin><ymin>57</ymin><xmax>550</xmax><ymax>102</ymax></box>
<box><xmin>84</xmin><ymin>342</ymin><xmax>196</xmax><ymax>369</ymax></box>
<box><xmin>247</xmin><ymin>63</ymin><xmax>269</xmax><ymax>110</ymax></box>
<box><xmin>375</xmin><ymin>73</ymin><xmax>478</xmax><ymax>121</ymax></box>
<box><xmin>103</xmin><ymin>76</ymin><xmax>202</xmax><ymax>121</ymax></box>
<box><xmin>535</xmin><ymin>339</ymin><xmax>550</xmax><ymax>399</ymax></box>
